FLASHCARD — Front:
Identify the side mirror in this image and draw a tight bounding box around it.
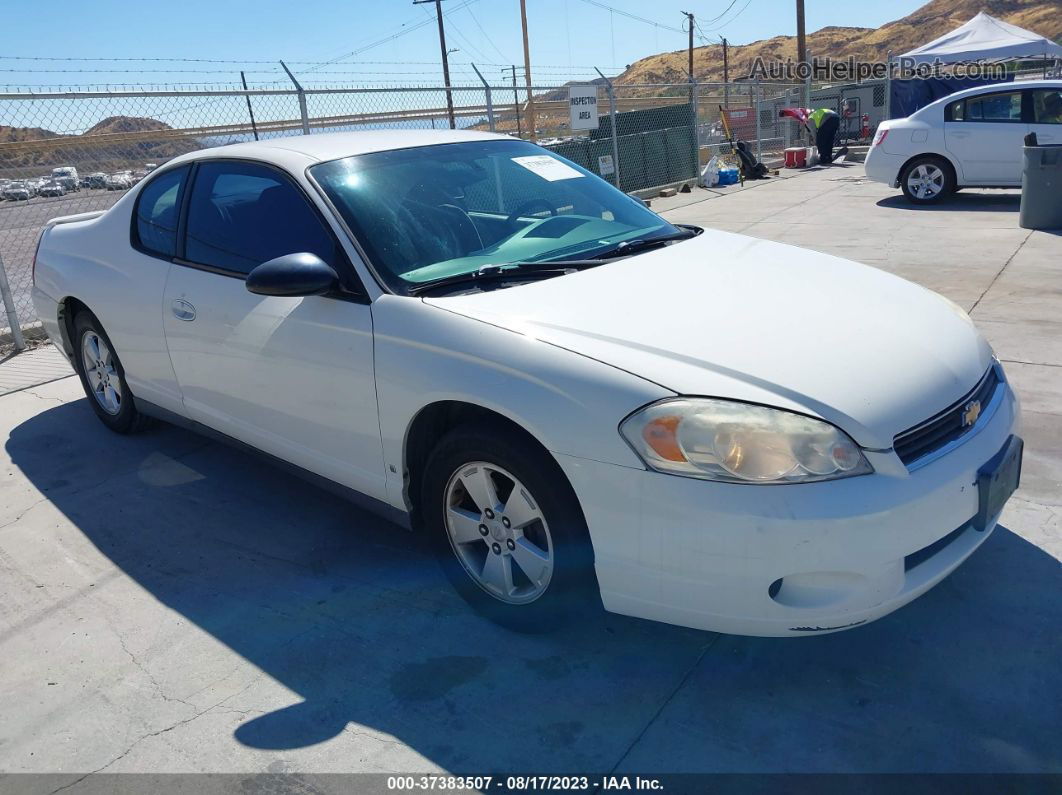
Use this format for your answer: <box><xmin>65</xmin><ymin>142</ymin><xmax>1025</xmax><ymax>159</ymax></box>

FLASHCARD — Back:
<box><xmin>246</xmin><ymin>252</ymin><xmax>338</xmax><ymax>297</ymax></box>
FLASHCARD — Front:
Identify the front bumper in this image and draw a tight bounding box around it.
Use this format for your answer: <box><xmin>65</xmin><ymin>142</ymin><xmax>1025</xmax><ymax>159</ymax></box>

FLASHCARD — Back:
<box><xmin>556</xmin><ymin>383</ymin><xmax>1020</xmax><ymax>637</ymax></box>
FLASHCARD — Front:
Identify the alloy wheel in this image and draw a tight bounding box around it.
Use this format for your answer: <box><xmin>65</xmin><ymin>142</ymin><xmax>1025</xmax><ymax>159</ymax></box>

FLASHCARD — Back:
<box><xmin>81</xmin><ymin>331</ymin><xmax>122</xmax><ymax>415</ymax></box>
<box><xmin>907</xmin><ymin>164</ymin><xmax>945</xmax><ymax>200</ymax></box>
<box><xmin>443</xmin><ymin>462</ymin><xmax>554</xmax><ymax>604</ymax></box>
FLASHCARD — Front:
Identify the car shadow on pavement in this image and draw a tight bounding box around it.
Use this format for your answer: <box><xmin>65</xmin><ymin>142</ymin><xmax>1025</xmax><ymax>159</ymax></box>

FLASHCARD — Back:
<box><xmin>7</xmin><ymin>399</ymin><xmax>1061</xmax><ymax>773</ymax></box>
<box><xmin>876</xmin><ymin>194</ymin><xmax>1021</xmax><ymax>212</ymax></box>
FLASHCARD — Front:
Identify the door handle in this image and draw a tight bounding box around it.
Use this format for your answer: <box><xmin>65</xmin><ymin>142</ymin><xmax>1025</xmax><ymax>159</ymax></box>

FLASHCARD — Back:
<box><xmin>171</xmin><ymin>298</ymin><xmax>196</xmax><ymax>321</ymax></box>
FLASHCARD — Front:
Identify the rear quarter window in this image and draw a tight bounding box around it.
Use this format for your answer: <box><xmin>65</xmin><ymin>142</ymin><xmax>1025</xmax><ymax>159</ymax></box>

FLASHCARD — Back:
<box><xmin>132</xmin><ymin>166</ymin><xmax>190</xmax><ymax>258</ymax></box>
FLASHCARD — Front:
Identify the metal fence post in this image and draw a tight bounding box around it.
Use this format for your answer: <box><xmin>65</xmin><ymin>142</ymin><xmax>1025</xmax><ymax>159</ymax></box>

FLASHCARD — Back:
<box><xmin>595</xmin><ymin>68</ymin><xmax>621</xmax><ymax>190</ymax></box>
<box><xmin>754</xmin><ymin>80</ymin><xmax>762</xmax><ymax>161</ymax></box>
<box><xmin>240</xmin><ymin>71</ymin><xmax>260</xmax><ymax>141</ymax></box>
<box><xmin>885</xmin><ymin>51</ymin><xmax>893</xmax><ymax>122</ymax></box>
<box><xmin>0</xmin><ymin>253</ymin><xmax>27</xmax><ymax>352</ymax></box>
<box><xmin>690</xmin><ymin>78</ymin><xmax>700</xmax><ymax>179</ymax></box>
<box><xmin>470</xmin><ymin>63</ymin><xmax>495</xmax><ymax>132</ymax></box>
<box><xmin>280</xmin><ymin>60</ymin><xmax>310</xmax><ymax>135</ymax></box>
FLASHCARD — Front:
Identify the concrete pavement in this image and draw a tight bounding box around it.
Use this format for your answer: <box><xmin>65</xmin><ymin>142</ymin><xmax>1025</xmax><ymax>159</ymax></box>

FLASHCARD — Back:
<box><xmin>0</xmin><ymin>166</ymin><xmax>1058</xmax><ymax>780</ymax></box>
<box><xmin>0</xmin><ymin>345</ymin><xmax>72</xmax><ymax>396</ymax></box>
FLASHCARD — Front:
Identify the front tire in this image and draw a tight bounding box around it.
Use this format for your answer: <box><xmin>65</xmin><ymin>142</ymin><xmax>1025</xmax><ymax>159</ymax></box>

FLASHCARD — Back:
<box><xmin>421</xmin><ymin>424</ymin><xmax>597</xmax><ymax>632</ymax></box>
<box><xmin>900</xmin><ymin>156</ymin><xmax>955</xmax><ymax>204</ymax></box>
<box><xmin>72</xmin><ymin>311</ymin><xmax>153</xmax><ymax>434</ymax></box>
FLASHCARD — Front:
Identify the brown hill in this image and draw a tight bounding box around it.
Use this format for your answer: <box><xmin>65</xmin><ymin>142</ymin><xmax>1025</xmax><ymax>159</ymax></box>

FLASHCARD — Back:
<box><xmin>0</xmin><ymin>125</ymin><xmax>62</xmax><ymax>144</ymax></box>
<box><xmin>84</xmin><ymin>115</ymin><xmax>177</xmax><ymax>137</ymax></box>
<box><xmin>0</xmin><ymin>115</ymin><xmax>198</xmax><ymax>173</ymax></box>
<box><xmin>617</xmin><ymin>0</ymin><xmax>1062</xmax><ymax>85</ymax></box>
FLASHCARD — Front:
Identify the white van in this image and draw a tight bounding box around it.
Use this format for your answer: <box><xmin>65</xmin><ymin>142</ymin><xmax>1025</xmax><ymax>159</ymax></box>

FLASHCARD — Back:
<box><xmin>51</xmin><ymin>166</ymin><xmax>79</xmax><ymax>182</ymax></box>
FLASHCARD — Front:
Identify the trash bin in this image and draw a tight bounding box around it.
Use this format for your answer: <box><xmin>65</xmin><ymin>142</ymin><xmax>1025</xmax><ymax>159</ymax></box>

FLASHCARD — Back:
<box><xmin>1020</xmin><ymin>136</ymin><xmax>1062</xmax><ymax>230</ymax></box>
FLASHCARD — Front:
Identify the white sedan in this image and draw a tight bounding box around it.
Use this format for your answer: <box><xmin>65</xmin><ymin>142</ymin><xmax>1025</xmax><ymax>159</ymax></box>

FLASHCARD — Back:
<box><xmin>32</xmin><ymin>130</ymin><xmax>1021</xmax><ymax>636</ymax></box>
<box><xmin>865</xmin><ymin>79</ymin><xmax>1062</xmax><ymax>203</ymax></box>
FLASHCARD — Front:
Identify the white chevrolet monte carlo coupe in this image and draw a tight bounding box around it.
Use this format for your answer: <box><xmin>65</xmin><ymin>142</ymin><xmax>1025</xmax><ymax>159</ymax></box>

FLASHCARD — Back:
<box><xmin>32</xmin><ymin>130</ymin><xmax>1022</xmax><ymax>637</ymax></box>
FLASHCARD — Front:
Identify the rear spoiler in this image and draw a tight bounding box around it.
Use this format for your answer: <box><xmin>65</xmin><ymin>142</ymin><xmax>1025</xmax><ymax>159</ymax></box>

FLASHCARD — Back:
<box><xmin>44</xmin><ymin>210</ymin><xmax>106</xmax><ymax>230</ymax></box>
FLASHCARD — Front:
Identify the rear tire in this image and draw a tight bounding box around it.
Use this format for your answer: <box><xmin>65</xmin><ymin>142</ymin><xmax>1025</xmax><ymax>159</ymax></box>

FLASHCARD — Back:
<box><xmin>72</xmin><ymin>311</ymin><xmax>153</xmax><ymax>434</ymax></box>
<box><xmin>900</xmin><ymin>156</ymin><xmax>955</xmax><ymax>204</ymax></box>
<box><xmin>420</xmin><ymin>423</ymin><xmax>598</xmax><ymax>632</ymax></box>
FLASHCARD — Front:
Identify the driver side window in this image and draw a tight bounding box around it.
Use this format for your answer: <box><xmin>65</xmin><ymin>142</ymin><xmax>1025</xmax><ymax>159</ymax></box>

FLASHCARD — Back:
<box><xmin>1032</xmin><ymin>89</ymin><xmax>1062</xmax><ymax>125</ymax></box>
<box><xmin>184</xmin><ymin>161</ymin><xmax>337</xmax><ymax>276</ymax></box>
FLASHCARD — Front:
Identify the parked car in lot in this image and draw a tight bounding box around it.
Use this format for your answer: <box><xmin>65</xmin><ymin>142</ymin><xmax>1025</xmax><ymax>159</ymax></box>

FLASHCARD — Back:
<box><xmin>105</xmin><ymin>171</ymin><xmax>133</xmax><ymax>190</ymax></box>
<box><xmin>51</xmin><ymin>166</ymin><xmax>80</xmax><ymax>192</ymax></box>
<box><xmin>54</xmin><ymin>175</ymin><xmax>78</xmax><ymax>193</ymax></box>
<box><xmin>37</xmin><ymin>180</ymin><xmax>66</xmax><ymax>197</ymax></box>
<box><xmin>85</xmin><ymin>172</ymin><xmax>108</xmax><ymax>190</ymax></box>
<box><xmin>865</xmin><ymin>79</ymin><xmax>1062</xmax><ymax>203</ymax></box>
<box><xmin>51</xmin><ymin>165</ymin><xmax>79</xmax><ymax>185</ymax></box>
<box><xmin>32</xmin><ymin>131</ymin><xmax>1022</xmax><ymax>637</ymax></box>
<box><xmin>3</xmin><ymin>181</ymin><xmax>32</xmax><ymax>201</ymax></box>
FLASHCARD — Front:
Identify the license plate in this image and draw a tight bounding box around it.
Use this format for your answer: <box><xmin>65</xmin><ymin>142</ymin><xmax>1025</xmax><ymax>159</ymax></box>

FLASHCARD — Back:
<box><xmin>974</xmin><ymin>435</ymin><xmax>1023</xmax><ymax>531</ymax></box>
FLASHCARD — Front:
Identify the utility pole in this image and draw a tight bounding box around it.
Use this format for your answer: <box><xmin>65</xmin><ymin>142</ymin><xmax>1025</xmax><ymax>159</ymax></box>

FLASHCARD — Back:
<box><xmin>683</xmin><ymin>11</ymin><xmax>694</xmax><ymax>81</ymax></box>
<box><xmin>414</xmin><ymin>0</ymin><xmax>456</xmax><ymax>129</ymax></box>
<box><xmin>519</xmin><ymin>0</ymin><xmax>536</xmax><ymax>141</ymax></box>
<box><xmin>796</xmin><ymin>0</ymin><xmax>807</xmax><ymax>65</ymax></box>
<box><xmin>502</xmin><ymin>65</ymin><xmax>522</xmax><ymax>137</ymax></box>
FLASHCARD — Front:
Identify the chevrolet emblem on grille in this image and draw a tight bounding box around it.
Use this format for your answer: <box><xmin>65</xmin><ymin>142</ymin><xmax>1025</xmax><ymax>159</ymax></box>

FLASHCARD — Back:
<box><xmin>962</xmin><ymin>400</ymin><xmax>982</xmax><ymax>428</ymax></box>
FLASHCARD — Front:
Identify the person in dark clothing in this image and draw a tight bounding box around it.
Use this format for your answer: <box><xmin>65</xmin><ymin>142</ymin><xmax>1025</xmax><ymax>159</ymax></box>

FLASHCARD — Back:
<box><xmin>815</xmin><ymin>113</ymin><xmax>841</xmax><ymax>164</ymax></box>
<box><xmin>806</xmin><ymin>107</ymin><xmax>849</xmax><ymax>164</ymax></box>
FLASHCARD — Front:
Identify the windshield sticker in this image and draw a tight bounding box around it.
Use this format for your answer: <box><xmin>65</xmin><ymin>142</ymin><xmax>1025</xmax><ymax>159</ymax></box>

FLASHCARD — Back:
<box><xmin>511</xmin><ymin>155</ymin><xmax>584</xmax><ymax>182</ymax></box>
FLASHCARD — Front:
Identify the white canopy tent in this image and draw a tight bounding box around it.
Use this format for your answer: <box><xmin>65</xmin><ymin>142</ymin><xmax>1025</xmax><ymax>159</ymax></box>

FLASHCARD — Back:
<box><xmin>897</xmin><ymin>12</ymin><xmax>1062</xmax><ymax>64</ymax></box>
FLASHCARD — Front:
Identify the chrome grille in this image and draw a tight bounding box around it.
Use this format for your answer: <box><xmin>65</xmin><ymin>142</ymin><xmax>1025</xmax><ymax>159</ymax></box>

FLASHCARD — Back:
<box><xmin>893</xmin><ymin>366</ymin><xmax>1001</xmax><ymax>467</ymax></box>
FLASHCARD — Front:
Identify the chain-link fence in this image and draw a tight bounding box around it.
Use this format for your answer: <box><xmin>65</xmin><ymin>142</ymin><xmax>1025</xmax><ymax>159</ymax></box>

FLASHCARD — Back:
<box><xmin>1</xmin><ymin>79</ymin><xmax>804</xmax><ymax>341</ymax></box>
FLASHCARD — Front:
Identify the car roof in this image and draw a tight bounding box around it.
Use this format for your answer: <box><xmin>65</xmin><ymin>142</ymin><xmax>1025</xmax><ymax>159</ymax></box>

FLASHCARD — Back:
<box><xmin>168</xmin><ymin>129</ymin><xmax>512</xmax><ymax>169</ymax></box>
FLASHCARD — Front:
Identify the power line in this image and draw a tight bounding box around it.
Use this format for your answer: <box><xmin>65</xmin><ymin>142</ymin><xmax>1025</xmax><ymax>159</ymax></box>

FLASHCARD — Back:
<box><xmin>464</xmin><ymin>3</ymin><xmax>511</xmax><ymax>62</ymax></box>
<box><xmin>574</xmin><ymin>0</ymin><xmax>684</xmax><ymax>34</ymax></box>
<box><xmin>699</xmin><ymin>0</ymin><xmax>754</xmax><ymax>32</ymax></box>
<box><xmin>429</xmin><ymin>6</ymin><xmax>495</xmax><ymax>64</ymax></box>
<box><xmin>305</xmin><ymin>0</ymin><xmax>480</xmax><ymax>74</ymax></box>
<box><xmin>700</xmin><ymin>0</ymin><xmax>741</xmax><ymax>27</ymax></box>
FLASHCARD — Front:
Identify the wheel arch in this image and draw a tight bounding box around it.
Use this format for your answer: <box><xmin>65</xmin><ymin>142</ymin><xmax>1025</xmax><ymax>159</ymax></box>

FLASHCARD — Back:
<box><xmin>402</xmin><ymin>400</ymin><xmax>584</xmax><ymax>533</ymax></box>
<box><xmin>56</xmin><ymin>295</ymin><xmax>91</xmax><ymax>358</ymax></box>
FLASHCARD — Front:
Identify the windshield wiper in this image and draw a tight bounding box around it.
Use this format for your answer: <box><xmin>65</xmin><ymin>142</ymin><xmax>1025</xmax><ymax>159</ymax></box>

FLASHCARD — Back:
<box><xmin>407</xmin><ymin>259</ymin><xmax>607</xmax><ymax>296</ymax></box>
<box><xmin>591</xmin><ymin>225</ymin><xmax>701</xmax><ymax>259</ymax></box>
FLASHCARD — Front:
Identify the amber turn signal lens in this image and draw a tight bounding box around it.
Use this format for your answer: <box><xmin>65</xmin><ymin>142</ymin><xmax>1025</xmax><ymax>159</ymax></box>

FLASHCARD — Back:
<box><xmin>642</xmin><ymin>416</ymin><xmax>686</xmax><ymax>462</ymax></box>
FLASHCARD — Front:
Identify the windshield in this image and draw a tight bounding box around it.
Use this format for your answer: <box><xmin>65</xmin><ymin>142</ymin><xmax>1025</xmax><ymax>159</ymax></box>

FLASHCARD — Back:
<box><xmin>309</xmin><ymin>139</ymin><xmax>679</xmax><ymax>294</ymax></box>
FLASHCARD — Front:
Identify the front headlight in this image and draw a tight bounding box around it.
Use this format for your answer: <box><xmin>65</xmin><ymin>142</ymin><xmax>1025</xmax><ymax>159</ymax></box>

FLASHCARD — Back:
<box><xmin>619</xmin><ymin>398</ymin><xmax>872</xmax><ymax>484</ymax></box>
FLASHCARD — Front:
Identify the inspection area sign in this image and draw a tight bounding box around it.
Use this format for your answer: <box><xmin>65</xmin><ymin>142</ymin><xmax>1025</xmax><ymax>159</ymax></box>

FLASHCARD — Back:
<box><xmin>569</xmin><ymin>85</ymin><xmax>599</xmax><ymax>130</ymax></box>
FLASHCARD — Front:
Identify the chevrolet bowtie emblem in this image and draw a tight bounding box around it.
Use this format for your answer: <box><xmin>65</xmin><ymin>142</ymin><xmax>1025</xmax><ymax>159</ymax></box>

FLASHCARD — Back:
<box><xmin>961</xmin><ymin>400</ymin><xmax>982</xmax><ymax>428</ymax></box>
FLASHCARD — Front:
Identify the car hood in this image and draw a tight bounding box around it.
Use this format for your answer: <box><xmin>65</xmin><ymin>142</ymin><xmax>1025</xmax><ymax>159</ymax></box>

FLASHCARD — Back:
<box><xmin>424</xmin><ymin>230</ymin><xmax>994</xmax><ymax>449</ymax></box>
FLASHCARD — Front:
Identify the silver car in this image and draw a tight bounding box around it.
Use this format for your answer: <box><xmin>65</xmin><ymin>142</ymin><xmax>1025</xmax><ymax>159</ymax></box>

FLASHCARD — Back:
<box><xmin>3</xmin><ymin>181</ymin><xmax>32</xmax><ymax>201</ymax></box>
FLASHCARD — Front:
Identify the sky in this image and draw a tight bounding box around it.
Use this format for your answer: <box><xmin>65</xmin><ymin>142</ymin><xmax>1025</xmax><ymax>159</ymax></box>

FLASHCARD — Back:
<box><xmin>1</xmin><ymin>0</ymin><xmax>930</xmax><ymax>89</ymax></box>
